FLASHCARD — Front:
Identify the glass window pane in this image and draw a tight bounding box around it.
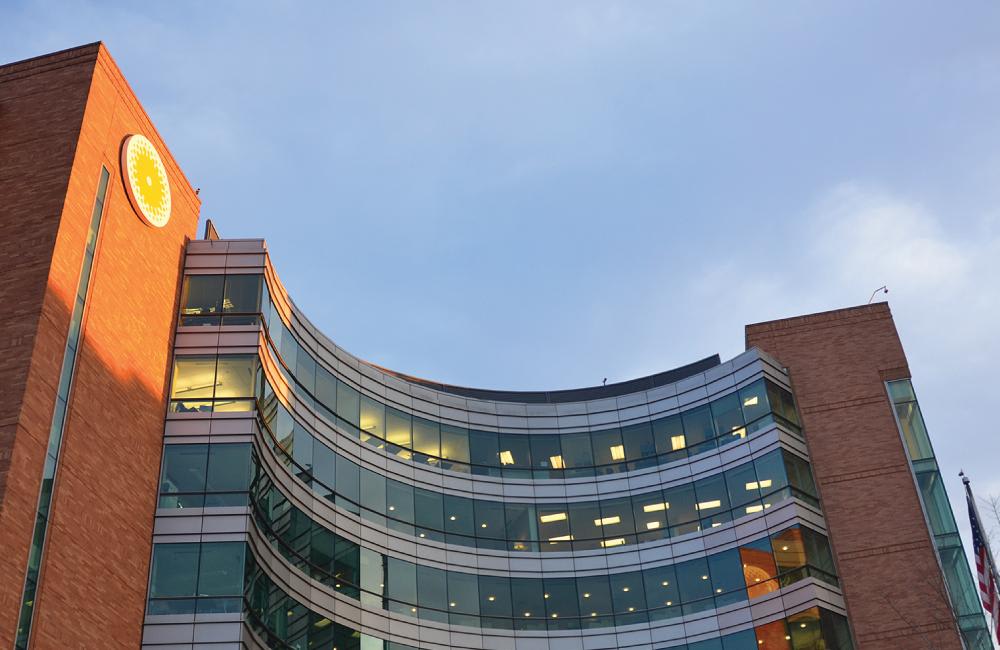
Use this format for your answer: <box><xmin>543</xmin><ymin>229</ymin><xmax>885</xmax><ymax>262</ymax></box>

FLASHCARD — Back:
<box><xmin>160</xmin><ymin>443</ymin><xmax>208</xmax><ymax>496</ymax></box>
<box><xmin>772</xmin><ymin>527</ymin><xmax>807</xmax><ymax>585</ymax></box>
<box><xmin>197</xmin><ymin>542</ymin><xmax>245</xmax><ymax>596</ymax></box>
<box><xmin>337</xmin><ymin>381</ymin><xmax>361</xmax><ymax>428</ymax></box>
<box><xmin>632</xmin><ymin>490</ymin><xmax>669</xmax><ymax>543</ymax></box>
<box><xmin>360</xmin><ymin>468</ymin><xmax>387</xmax><ymax>525</ymax></box>
<box><xmin>150</xmin><ymin>543</ymin><xmax>200</xmax><ymax>598</ymax></box>
<box><xmin>754</xmin><ymin>450</ymin><xmax>790</xmax><ymax>498</ymax></box>
<box><xmin>712</xmin><ymin>393</ymin><xmax>746</xmax><ymax>445</ymax></box>
<box><xmin>560</xmin><ymin>432</ymin><xmax>594</xmax><ymax>474</ymax></box>
<box><xmin>917</xmin><ymin>470</ymin><xmax>959</xmax><ymax>536</ymax></box>
<box><xmin>529</xmin><ymin>434</ymin><xmax>562</xmax><ymax>472</ymax></box>
<box><xmin>504</xmin><ymin>502</ymin><xmax>537</xmax><ymax>552</ymax></box>
<box><xmin>417</xmin><ymin>565</ymin><xmax>448</xmax><ymax>623</ymax></box>
<box><xmin>412</xmin><ymin>416</ymin><xmax>440</xmax><ymax>459</ymax></box>
<box><xmin>469</xmin><ymin>429</ymin><xmax>500</xmax><ymax>475</ymax></box>
<box><xmin>385</xmin><ymin>407</ymin><xmax>412</xmax><ymax>449</ymax></box>
<box><xmin>447</xmin><ymin>570</ymin><xmax>479</xmax><ymax>623</ymax></box>
<box><xmin>663</xmin><ymin>482</ymin><xmax>699</xmax><ymax>536</ymax></box>
<box><xmin>440</xmin><ymin>424</ymin><xmax>470</xmax><ymax>467</ymax></box>
<box><xmin>895</xmin><ymin>400</ymin><xmax>934</xmax><ymax>461</ymax></box>
<box><xmin>474</xmin><ymin>499</ymin><xmax>506</xmax><ymax>543</ymax></box>
<box><xmin>756</xmin><ymin>619</ymin><xmax>792</xmax><ymax>650</ymax></box>
<box><xmin>597</xmin><ymin>496</ymin><xmax>635</xmax><ymax>545</ymax></box>
<box><xmin>709</xmin><ymin>548</ymin><xmax>745</xmax><ymax>607</ymax></box>
<box><xmin>676</xmin><ymin>557</ymin><xmax>713</xmax><ymax>614</ymax></box>
<box><xmin>335</xmin><ymin>536</ymin><xmax>360</xmax><ymax>598</ymax></box>
<box><xmin>387</xmin><ymin>557</ymin><xmax>417</xmax><ymax>616</ymax></box>
<box><xmin>510</xmin><ymin>578</ymin><xmax>545</xmax><ymax>630</ymax></box>
<box><xmin>610</xmin><ymin>571</ymin><xmax>646</xmax><ymax>625</ymax></box>
<box><xmin>180</xmin><ymin>275</ymin><xmax>224</xmax><ymax>316</ymax></box>
<box><xmin>171</xmin><ymin>356</ymin><xmax>217</xmax><ymax>399</ymax></box>
<box><xmin>479</xmin><ymin>574</ymin><xmax>512</xmax><ymax>628</ymax></box>
<box><xmin>621</xmin><ymin>422</ymin><xmax>656</xmax><ymax>469</ymax></box>
<box><xmin>360</xmin><ymin>395</ymin><xmax>385</xmax><ymax>445</ymax></box>
<box><xmin>740</xmin><ymin>537</ymin><xmax>779</xmax><ymax>599</ymax></box>
<box><xmin>781</xmin><ymin>452</ymin><xmax>816</xmax><ymax>497</ymax></box>
<box><xmin>569</xmin><ymin>501</ymin><xmax>604</xmax><ymax>551</ymax></box>
<box><xmin>214</xmin><ymin>355</ymin><xmax>256</xmax><ymax>398</ymax></box>
<box><xmin>682</xmin><ymin>405</ymin><xmax>717</xmax><ymax>453</ymax></box>
<box><xmin>414</xmin><ymin>487</ymin><xmax>444</xmax><ymax>541</ymax></box>
<box><xmin>498</xmin><ymin>433</ymin><xmax>531</xmax><ymax>475</ymax></box>
<box><xmin>312</xmin><ymin>443</ymin><xmax>335</xmax><ymax>499</ymax></box>
<box><xmin>694</xmin><ymin>474</ymin><xmax>731</xmax><ymax>529</ymax></box>
<box><xmin>543</xmin><ymin>576</ymin><xmax>578</xmax><ymax>626</ymax></box>
<box><xmin>537</xmin><ymin>503</ymin><xmax>571</xmax><ymax>551</ymax></box>
<box><xmin>739</xmin><ymin>380</ymin><xmax>769</xmax><ymax>423</ymax></box>
<box><xmin>576</xmin><ymin>574</ymin><xmax>613</xmax><ymax>628</ymax></box>
<box><xmin>360</xmin><ymin>546</ymin><xmax>385</xmax><ymax>609</ymax></box>
<box><xmin>223</xmin><ymin>274</ymin><xmax>262</xmax><ymax>313</ymax></box>
<box><xmin>590</xmin><ymin>428</ymin><xmax>624</xmax><ymax>469</ymax></box>
<box><xmin>315</xmin><ymin>367</ymin><xmax>337</xmax><ymax>414</ymax></box>
<box><xmin>206</xmin><ymin>443</ymin><xmax>251</xmax><ymax>493</ymax></box>
<box><xmin>642</xmin><ymin>564</ymin><xmax>679</xmax><ymax>619</ymax></box>
<box><xmin>726</xmin><ymin>461</ymin><xmax>761</xmax><ymax>509</ymax></box>
<box><xmin>294</xmin><ymin>349</ymin><xmax>315</xmax><ymax>395</ymax></box>
<box><xmin>335</xmin><ymin>454</ymin><xmax>360</xmax><ymax>514</ymax></box>
<box><xmin>386</xmin><ymin>479</ymin><xmax>414</xmax><ymax>535</ymax></box>
<box><xmin>444</xmin><ymin>494</ymin><xmax>475</xmax><ymax>542</ymax></box>
<box><xmin>652</xmin><ymin>414</ymin><xmax>686</xmax><ymax>457</ymax></box>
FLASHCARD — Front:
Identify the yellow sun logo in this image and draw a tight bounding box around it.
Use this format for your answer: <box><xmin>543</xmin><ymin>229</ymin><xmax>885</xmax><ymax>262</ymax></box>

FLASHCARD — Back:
<box><xmin>122</xmin><ymin>134</ymin><xmax>171</xmax><ymax>227</ymax></box>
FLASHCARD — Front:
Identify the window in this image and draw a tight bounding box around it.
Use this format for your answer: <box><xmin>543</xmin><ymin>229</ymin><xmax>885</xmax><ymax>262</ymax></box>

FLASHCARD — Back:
<box><xmin>447</xmin><ymin>570</ymin><xmax>479</xmax><ymax>627</ymax></box>
<box><xmin>159</xmin><ymin>444</ymin><xmax>208</xmax><ymax>508</ymax></box>
<box><xmin>412</xmin><ymin>416</ymin><xmax>440</xmax><ymax>464</ymax></box>
<box><xmin>652</xmin><ymin>414</ymin><xmax>686</xmax><ymax>457</ymax></box>
<box><xmin>590</xmin><ymin>428</ymin><xmax>624</xmax><ymax>470</ymax></box>
<box><xmin>537</xmin><ymin>503</ymin><xmax>571</xmax><ymax>550</ymax></box>
<box><xmin>569</xmin><ymin>500</ymin><xmax>604</xmax><ymax>551</ymax></box>
<box><xmin>740</xmin><ymin>536</ymin><xmax>778</xmax><ymax>598</ymax></box>
<box><xmin>620</xmin><ymin>422</ymin><xmax>656</xmax><ymax>470</ymax></box>
<box><xmin>739</xmin><ymin>379</ymin><xmax>769</xmax><ymax>424</ymax></box>
<box><xmin>180</xmin><ymin>275</ymin><xmax>224</xmax><ymax>324</ymax></box>
<box><xmin>414</xmin><ymin>487</ymin><xmax>444</xmax><ymax>542</ymax></box>
<box><xmin>359</xmin><ymin>395</ymin><xmax>385</xmax><ymax>445</ymax></box>
<box><xmin>504</xmin><ymin>502</ymin><xmax>537</xmax><ymax>552</ymax></box>
<box><xmin>642</xmin><ymin>564</ymin><xmax>679</xmax><ymax>621</ymax></box>
<box><xmin>443</xmin><ymin>494</ymin><xmax>475</xmax><ymax>544</ymax></box>
<box><xmin>197</xmin><ymin>542</ymin><xmax>245</xmax><ymax>596</ymax></box>
<box><xmin>510</xmin><ymin>578</ymin><xmax>545</xmax><ymax>630</ymax></box>
<box><xmin>386</xmin><ymin>479</ymin><xmax>414</xmax><ymax>536</ymax></box>
<box><xmin>170</xmin><ymin>355</ymin><xmax>256</xmax><ymax>413</ymax></box>
<box><xmin>664</xmin><ymin>482</ymin><xmax>699</xmax><ymax>536</ymax></box>
<box><xmin>675</xmin><ymin>556</ymin><xmax>713</xmax><ymax>615</ymax></box>
<box><xmin>576</xmin><ymin>574</ymin><xmax>613</xmax><ymax>628</ymax></box>
<box><xmin>440</xmin><ymin>424</ymin><xmax>470</xmax><ymax>471</ymax></box>
<box><xmin>708</xmin><ymin>548</ymin><xmax>744</xmax><ymax>607</ymax></box>
<box><xmin>610</xmin><ymin>572</ymin><xmax>646</xmax><ymax>626</ymax></box>
<box><xmin>335</xmin><ymin>454</ymin><xmax>360</xmax><ymax>514</ymax></box>
<box><xmin>711</xmin><ymin>393</ymin><xmax>746</xmax><ymax>446</ymax></box>
<box><xmin>204</xmin><ymin>443</ymin><xmax>251</xmax><ymax>506</ymax></box>
<box><xmin>149</xmin><ymin>542</ymin><xmax>199</xmax><ymax>600</ymax></box>
<box><xmin>417</xmin><ymin>564</ymin><xmax>448</xmax><ymax>623</ymax></box>
<box><xmin>560</xmin><ymin>432</ymin><xmax>594</xmax><ymax>476</ymax></box>
<box><xmin>479</xmin><ymin>574</ymin><xmax>512</xmax><ymax>629</ymax></box>
<box><xmin>469</xmin><ymin>429</ymin><xmax>500</xmax><ymax>476</ymax></box>
<box><xmin>632</xmin><ymin>490</ymin><xmax>669</xmax><ymax>544</ymax></box>
<box><xmin>223</xmin><ymin>274</ymin><xmax>262</xmax><ymax>315</ymax></box>
<box><xmin>385</xmin><ymin>407</ymin><xmax>412</xmax><ymax>455</ymax></box>
<box><xmin>498</xmin><ymin>433</ymin><xmax>531</xmax><ymax>477</ymax></box>
<box><xmin>681</xmin><ymin>405</ymin><xmax>717</xmax><ymax>454</ymax></box>
<box><xmin>360</xmin><ymin>468</ymin><xmax>387</xmax><ymax>527</ymax></box>
<box><xmin>694</xmin><ymin>473</ymin><xmax>731</xmax><ymax>529</ymax></box>
<box><xmin>543</xmin><ymin>577</ymin><xmax>579</xmax><ymax>629</ymax></box>
<box><xmin>529</xmin><ymin>434</ymin><xmax>562</xmax><ymax>476</ymax></box>
<box><xmin>386</xmin><ymin>557</ymin><xmax>417</xmax><ymax>617</ymax></box>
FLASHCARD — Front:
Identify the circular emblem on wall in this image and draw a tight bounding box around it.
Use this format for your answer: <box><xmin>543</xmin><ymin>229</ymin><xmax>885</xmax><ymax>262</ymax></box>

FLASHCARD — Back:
<box><xmin>121</xmin><ymin>134</ymin><xmax>171</xmax><ymax>228</ymax></box>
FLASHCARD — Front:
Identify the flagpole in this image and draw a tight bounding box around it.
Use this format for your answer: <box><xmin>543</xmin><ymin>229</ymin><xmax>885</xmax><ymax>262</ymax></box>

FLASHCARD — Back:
<box><xmin>962</xmin><ymin>471</ymin><xmax>1000</xmax><ymax>647</ymax></box>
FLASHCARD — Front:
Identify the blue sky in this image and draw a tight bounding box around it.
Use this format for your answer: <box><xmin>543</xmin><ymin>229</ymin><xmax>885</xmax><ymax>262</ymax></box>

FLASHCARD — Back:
<box><xmin>4</xmin><ymin>0</ymin><xmax>1000</xmax><ymax>571</ymax></box>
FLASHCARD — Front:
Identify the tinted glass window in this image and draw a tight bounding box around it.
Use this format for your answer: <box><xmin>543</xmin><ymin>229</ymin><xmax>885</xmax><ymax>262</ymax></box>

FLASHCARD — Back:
<box><xmin>682</xmin><ymin>404</ymin><xmax>716</xmax><ymax>451</ymax></box>
<box><xmin>223</xmin><ymin>274</ymin><xmax>262</xmax><ymax>313</ymax></box>
<box><xmin>171</xmin><ymin>356</ymin><xmax>217</xmax><ymax>399</ymax></box>
<box><xmin>621</xmin><ymin>422</ymin><xmax>656</xmax><ymax>466</ymax></box>
<box><xmin>440</xmin><ymin>424</ymin><xmax>470</xmax><ymax>466</ymax></box>
<box><xmin>412</xmin><ymin>416</ymin><xmax>440</xmax><ymax>459</ymax></box>
<box><xmin>652</xmin><ymin>414</ymin><xmax>686</xmax><ymax>456</ymax></box>
<box><xmin>150</xmin><ymin>543</ymin><xmax>200</xmax><ymax>598</ymax></box>
<box><xmin>180</xmin><ymin>275</ymin><xmax>224</xmax><ymax>317</ymax></box>
<box><xmin>590</xmin><ymin>428</ymin><xmax>624</xmax><ymax>468</ymax></box>
<box><xmin>160</xmin><ymin>444</ymin><xmax>208</xmax><ymax>506</ymax></box>
<box><xmin>197</xmin><ymin>542</ymin><xmax>245</xmax><ymax>596</ymax></box>
<box><xmin>214</xmin><ymin>355</ymin><xmax>256</xmax><ymax>398</ymax></box>
<box><xmin>205</xmin><ymin>443</ymin><xmax>251</xmax><ymax>493</ymax></box>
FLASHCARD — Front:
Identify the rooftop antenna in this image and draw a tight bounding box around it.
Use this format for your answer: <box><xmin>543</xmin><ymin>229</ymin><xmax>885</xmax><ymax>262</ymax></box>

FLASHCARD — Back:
<box><xmin>868</xmin><ymin>285</ymin><xmax>888</xmax><ymax>304</ymax></box>
<box><xmin>602</xmin><ymin>378</ymin><xmax>607</xmax><ymax>386</ymax></box>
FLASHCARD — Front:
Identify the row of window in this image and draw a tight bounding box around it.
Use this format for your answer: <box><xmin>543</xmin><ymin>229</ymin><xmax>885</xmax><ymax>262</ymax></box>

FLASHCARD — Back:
<box><xmin>887</xmin><ymin>380</ymin><xmax>994</xmax><ymax>650</ymax></box>
<box><xmin>250</xmin><ymin>460</ymin><xmax>838</xmax><ymax>630</ymax></box>
<box><xmin>16</xmin><ymin>167</ymin><xmax>113</xmax><ymax>650</ymax></box>
<box><xmin>175</xmin><ymin>275</ymin><xmax>802</xmax><ymax>479</ymax></box>
<box><xmin>148</xmin><ymin>541</ymin><xmax>852</xmax><ymax>649</ymax></box>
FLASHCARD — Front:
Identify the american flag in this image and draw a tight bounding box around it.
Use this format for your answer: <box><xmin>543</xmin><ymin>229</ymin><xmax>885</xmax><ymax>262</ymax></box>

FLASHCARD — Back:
<box><xmin>967</xmin><ymin>479</ymin><xmax>1000</xmax><ymax>644</ymax></box>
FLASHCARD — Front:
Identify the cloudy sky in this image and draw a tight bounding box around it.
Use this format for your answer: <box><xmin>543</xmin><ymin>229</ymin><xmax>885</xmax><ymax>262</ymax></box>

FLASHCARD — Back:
<box><xmin>4</xmin><ymin>0</ymin><xmax>1000</xmax><ymax>568</ymax></box>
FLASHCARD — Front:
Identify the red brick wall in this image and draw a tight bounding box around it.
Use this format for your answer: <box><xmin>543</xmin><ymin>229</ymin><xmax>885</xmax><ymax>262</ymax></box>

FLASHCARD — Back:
<box><xmin>0</xmin><ymin>43</ymin><xmax>200</xmax><ymax>647</ymax></box>
<box><xmin>746</xmin><ymin>304</ymin><xmax>962</xmax><ymax>650</ymax></box>
<box><xmin>0</xmin><ymin>44</ymin><xmax>98</xmax><ymax>645</ymax></box>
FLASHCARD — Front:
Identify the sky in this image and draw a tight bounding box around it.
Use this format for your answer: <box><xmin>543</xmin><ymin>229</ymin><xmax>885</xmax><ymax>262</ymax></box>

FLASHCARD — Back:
<box><xmin>3</xmin><ymin>0</ymin><xmax>1000</xmax><ymax>584</ymax></box>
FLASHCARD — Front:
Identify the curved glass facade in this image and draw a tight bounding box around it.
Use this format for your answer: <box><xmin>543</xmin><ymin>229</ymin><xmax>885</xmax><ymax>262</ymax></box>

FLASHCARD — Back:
<box><xmin>144</xmin><ymin>253</ymin><xmax>855</xmax><ymax>650</ymax></box>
